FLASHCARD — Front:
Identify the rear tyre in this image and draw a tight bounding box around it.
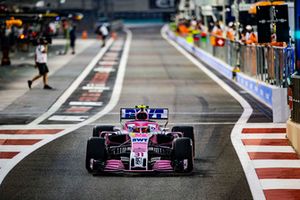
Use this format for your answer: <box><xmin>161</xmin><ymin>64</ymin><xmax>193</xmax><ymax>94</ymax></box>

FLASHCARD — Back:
<box><xmin>85</xmin><ymin>137</ymin><xmax>106</xmax><ymax>172</ymax></box>
<box><xmin>172</xmin><ymin>126</ymin><xmax>195</xmax><ymax>156</ymax></box>
<box><xmin>173</xmin><ymin>137</ymin><xmax>193</xmax><ymax>173</ymax></box>
<box><xmin>92</xmin><ymin>125</ymin><xmax>114</xmax><ymax>137</ymax></box>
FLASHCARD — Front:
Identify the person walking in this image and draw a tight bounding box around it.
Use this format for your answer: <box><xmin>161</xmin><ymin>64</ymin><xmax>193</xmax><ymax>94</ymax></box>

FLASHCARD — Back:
<box><xmin>27</xmin><ymin>37</ymin><xmax>53</xmax><ymax>90</ymax></box>
<box><xmin>98</xmin><ymin>24</ymin><xmax>109</xmax><ymax>47</ymax></box>
<box><xmin>69</xmin><ymin>25</ymin><xmax>76</xmax><ymax>54</ymax></box>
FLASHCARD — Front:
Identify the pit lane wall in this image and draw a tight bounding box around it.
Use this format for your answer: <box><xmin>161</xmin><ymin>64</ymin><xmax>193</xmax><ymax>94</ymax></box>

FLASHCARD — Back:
<box><xmin>165</xmin><ymin>27</ymin><xmax>289</xmax><ymax>123</ymax></box>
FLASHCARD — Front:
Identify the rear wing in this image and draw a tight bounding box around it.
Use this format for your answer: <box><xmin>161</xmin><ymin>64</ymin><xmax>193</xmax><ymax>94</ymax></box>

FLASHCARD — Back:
<box><xmin>120</xmin><ymin>108</ymin><xmax>169</xmax><ymax>121</ymax></box>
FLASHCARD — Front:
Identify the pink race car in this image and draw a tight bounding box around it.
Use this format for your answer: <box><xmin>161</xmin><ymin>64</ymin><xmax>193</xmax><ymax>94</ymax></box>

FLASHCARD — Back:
<box><xmin>85</xmin><ymin>105</ymin><xmax>194</xmax><ymax>174</ymax></box>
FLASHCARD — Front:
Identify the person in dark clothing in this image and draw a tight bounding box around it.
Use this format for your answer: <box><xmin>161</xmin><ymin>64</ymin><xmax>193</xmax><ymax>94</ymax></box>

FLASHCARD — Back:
<box><xmin>1</xmin><ymin>26</ymin><xmax>11</xmax><ymax>65</ymax></box>
<box><xmin>69</xmin><ymin>25</ymin><xmax>76</xmax><ymax>54</ymax></box>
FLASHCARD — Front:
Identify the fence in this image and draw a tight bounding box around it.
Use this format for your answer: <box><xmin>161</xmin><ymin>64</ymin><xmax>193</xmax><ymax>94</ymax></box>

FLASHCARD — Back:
<box><xmin>194</xmin><ymin>34</ymin><xmax>295</xmax><ymax>88</ymax></box>
<box><xmin>167</xmin><ymin>27</ymin><xmax>290</xmax><ymax>122</ymax></box>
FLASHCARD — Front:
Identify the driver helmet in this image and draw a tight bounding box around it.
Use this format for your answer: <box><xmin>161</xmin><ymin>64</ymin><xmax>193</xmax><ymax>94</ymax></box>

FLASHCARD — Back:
<box><xmin>131</xmin><ymin>126</ymin><xmax>149</xmax><ymax>133</ymax></box>
<box><xmin>135</xmin><ymin>111</ymin><xmax>149</xmax><ymax>120</ymax></box>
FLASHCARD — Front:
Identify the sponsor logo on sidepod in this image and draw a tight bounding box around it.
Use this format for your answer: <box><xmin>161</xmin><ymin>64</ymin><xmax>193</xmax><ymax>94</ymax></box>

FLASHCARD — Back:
<box><xmin>132</xmin><ymin>138</ymin><xmax>148</xmax><ymax>143</ymax></box>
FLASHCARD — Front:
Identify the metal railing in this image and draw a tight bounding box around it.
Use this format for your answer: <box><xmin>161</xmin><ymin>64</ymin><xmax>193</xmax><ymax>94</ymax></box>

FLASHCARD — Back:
<box><xmin>193</xmin><ymin>33</ymin><xmax>295</xmax><ymax>87</ymax></box>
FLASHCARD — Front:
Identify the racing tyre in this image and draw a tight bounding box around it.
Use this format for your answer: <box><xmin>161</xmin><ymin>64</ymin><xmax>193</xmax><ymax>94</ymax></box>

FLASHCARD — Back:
<box><xmin>85</xmin><ymin>137</ymin><xmax>107</xmax><ymax>172</ymax></box>
<box><xmin>173</xmin><ymin>137</ymin><xmax>193</xmax><ymax>173</ymax></box>
<box><xmin>93</xmin><ymin>125</ymin><xmax>114</xmax><ymax>137</ymax></box>
<box><xmin>172</xmin><ymin>126</ymin><xmax>195</xmax><ymax>156</ymax></box>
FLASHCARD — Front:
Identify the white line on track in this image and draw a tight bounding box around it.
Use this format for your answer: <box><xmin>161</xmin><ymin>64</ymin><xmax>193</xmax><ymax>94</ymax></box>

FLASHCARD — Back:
<box><xmin>69</xmin><ymin>102</ymin><xmax>103</xmax><ymax>107</ymax></box>
<box><xmin>0</xmin><ymin>159</ymin><xmax>10</xmax><ymax>168</ymax></box>
<box><xmin>98</xmin><ymin>61</ymin><xmax>118</xmax><ymax>65</ymax></box>
<box><xmin>260</xmin><ymin>179</ymin><xmax>300</xmax><ymax>189</ymax></box>
<box><xmin>0</xmin><ymin>29</ymin><xmax>132</xmax><ymax>184</ymax></box>
<box><xmin>82</xmin><ymin>86</ymin><xmax>110</xmax><ymax>90</ymax></box>
<box><xmin>240</xmin><ymin>134</ymin><xmax>287</xmax><ymax>139</ymax></box>
<box><xmin>48</xmin><ymin>115</ymin><xmax>89</xmax><ymax>122</ymax></box>
<box><xmin>161</xmin><ymin>26</ymin><xmax>265</xmax><ymax>200</ymax></box>
<box><xmin>0</xmin><ymin>146</ymin><xmax>31</xmax><ymax>151</ymax></box>
<box><xmin>242</xmin><ymin>123</ymin><xmax>286</xmax><ymax>128</ymax></box>
<box><xmin>245</xmin><ymin>146</ymin><xmax>295</xmax><ymax>153</ymax></box>
<box><xmin>94</xmin><ymin>67</ymin><xmax>115</xmax><ymax>73</ymax></box>
<box><xmin>253</xmin><ymin>160</ymin><xmax>300</xmax><ymax>168</ymax></box>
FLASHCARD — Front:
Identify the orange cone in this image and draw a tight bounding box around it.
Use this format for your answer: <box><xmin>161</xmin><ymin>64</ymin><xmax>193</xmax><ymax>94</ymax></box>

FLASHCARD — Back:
<box><xmin>82</xmin><ymin>30</ymin><xmax>88</xmax><ymax>39</ymax></box>
<box><xmin>111</xmin><ymin>32</ymin><xmax>117</xmax><ymax>40</ymax></box>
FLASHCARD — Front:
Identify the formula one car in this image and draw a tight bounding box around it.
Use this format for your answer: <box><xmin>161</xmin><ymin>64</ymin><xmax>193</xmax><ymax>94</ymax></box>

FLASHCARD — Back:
<box><xmin>86</xmin><ymin>105</ymin><xmax>194</xmax><ymax>174</ymax></box>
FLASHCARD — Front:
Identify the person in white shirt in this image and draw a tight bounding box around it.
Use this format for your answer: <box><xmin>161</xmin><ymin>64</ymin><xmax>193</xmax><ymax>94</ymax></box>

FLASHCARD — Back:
<box><xmin>98</xmin><ymin>24</ymin><xmax>109</xmax><ymax>47</ymax></box>
<box><xmin>27</xmin><ymin>37</ymin><xmax>52</xmax><ymax>89</ymax></box>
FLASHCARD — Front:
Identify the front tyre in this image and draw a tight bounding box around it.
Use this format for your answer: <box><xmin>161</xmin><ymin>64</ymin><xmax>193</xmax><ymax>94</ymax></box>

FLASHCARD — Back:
<box><xmin>85</xmin><ymin>137</ymin><xmax>106</xmax><ymax>172</ymax></box>
<box><xmin>173</xmin><ymin>137</ymin><xmax>193</xmax><ymax>173</ymax></box>
<box><xmin>172</xmin><ymin>126</ymin><xmax>195</xmax><ymax>157</ymax></box>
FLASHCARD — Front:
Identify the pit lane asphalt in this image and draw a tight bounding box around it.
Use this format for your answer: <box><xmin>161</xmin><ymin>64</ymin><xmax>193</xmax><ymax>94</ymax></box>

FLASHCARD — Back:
<box><xmin>0</xmin><ymin>26</ymin><xmax>255</xmax><ymax>200</ymax></box>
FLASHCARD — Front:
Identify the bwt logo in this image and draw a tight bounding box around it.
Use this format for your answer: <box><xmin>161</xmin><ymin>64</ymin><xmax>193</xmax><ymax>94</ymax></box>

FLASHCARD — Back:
<box><xmin>132</xmin><ymin>138</ymin><xmax>148</xmax><ymax>143</ymax></box>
